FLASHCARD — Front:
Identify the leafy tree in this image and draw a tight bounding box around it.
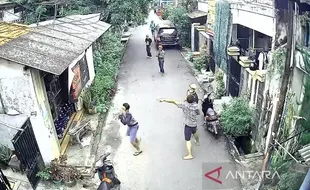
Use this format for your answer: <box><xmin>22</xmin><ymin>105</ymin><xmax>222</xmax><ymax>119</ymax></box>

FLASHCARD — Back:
<box><xmin>178</xmin><ymin>0</ymin><xmax>197</xmax><ymax>12</ymax></box>
<box><xmin>165</xmin><ymin>6</ymin><xmax>191</xmax><ymax>47</ymax></box>
<box><xmin>11</xmin><ymin>0</ymin><xmax>152</xmax><ymax>28</ymax></box>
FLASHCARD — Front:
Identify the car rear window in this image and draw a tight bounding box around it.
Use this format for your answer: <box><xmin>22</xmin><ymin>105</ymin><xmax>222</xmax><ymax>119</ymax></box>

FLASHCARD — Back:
<box><xmin>158</xmin><ymin>28</ymin><xmax>177</xmax><ymax>35</ymax></box>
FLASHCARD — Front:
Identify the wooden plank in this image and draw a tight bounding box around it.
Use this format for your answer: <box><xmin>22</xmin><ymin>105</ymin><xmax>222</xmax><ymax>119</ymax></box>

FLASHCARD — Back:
<box><xmin>60</xmin><ymin>134</ymin><xmax>71</xmax><ymax>155</ymax></box>
<box><xmin>60</xmin><ymin>110</ymin><xmax>84</xmax><ymax>154</ymax></box>
<box><xmin>60</xmin><ymin>112</ymin><xmax>76</xmax><ymax>145</ymax></box>
<box><xmin>74</xmin><ymin>110</ymin><xmax>84</xmax><ymax>122</ymax></box>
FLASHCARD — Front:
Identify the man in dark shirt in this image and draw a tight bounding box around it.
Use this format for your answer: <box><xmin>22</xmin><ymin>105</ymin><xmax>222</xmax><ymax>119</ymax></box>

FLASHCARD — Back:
<box><xmin>145</xmin><ymin>35</ymin><xmax>152</xmax><ymax>58</ymax></box>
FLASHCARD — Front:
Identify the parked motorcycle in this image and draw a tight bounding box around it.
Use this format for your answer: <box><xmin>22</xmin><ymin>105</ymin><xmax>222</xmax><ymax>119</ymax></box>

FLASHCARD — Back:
<box><xmin>204</xmin><ymin>115</ymin><xmax>221</xmax><ymax>139</ymax></box>
<box><xmin>95</xmin><ymin>153</ymin><xmax>121</xmax><ymax>190</ymax></box>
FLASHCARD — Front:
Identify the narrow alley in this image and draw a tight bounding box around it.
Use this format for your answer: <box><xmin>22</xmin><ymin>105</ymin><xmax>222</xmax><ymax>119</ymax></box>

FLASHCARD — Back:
<box><xmin>95</xmin><ymin>15</ymin><xmax>242</xmax><ymax>190</ymax></box>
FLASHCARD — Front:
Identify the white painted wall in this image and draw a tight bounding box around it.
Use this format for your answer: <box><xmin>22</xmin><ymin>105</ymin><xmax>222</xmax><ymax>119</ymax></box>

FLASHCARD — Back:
<box><xmin>2</xmin><ymin>9</ymin><xmax>21</xmax><ymax>22</ymax></box>
<box><xmin>0</xmin><ymin>59</ymin><xmax>58</xmax><ymax>164</ymax></box>
<box><xmin>31</xmin><ymin>69</ymin><xmax>60</xmax><ymax>162</ymax></box>
<box><xmin>198</xmin><ymin>2</ymin><xmax>208</xmax><ymax>13</ymax></box>
<box><xmin>230</xmin><ymin>4</ymin><xmax>274</xmax><ymax>37</ymax></box>
<box><xmin>0</xmin><ymin>59</ymin><xmax>35</xmax><ymax>114</ymax></box>
<box><xmin>85</xmin><ymin>45</ymin><xmax>95</xmax><ymax>87</ymax></box>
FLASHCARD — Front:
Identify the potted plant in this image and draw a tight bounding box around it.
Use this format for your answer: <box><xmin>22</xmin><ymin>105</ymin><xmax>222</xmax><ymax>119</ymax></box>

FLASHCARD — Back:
<box><xmin>36</xmin><ymin>168</ymin><xmax>51</xmax><ymax>181</ymax></box>
<box><xmin>50</xmin><ymin>158</ymin><xmax>63</xmax><ymax>184</ymax></box>
<box><xmin>49</xmin><ymin>155</ymin><xmax>81</xmax><ymax>187</ymax></box>
<box><xmin>0</xmin><ymin>145</ymin><xmax>12</xmax><ymax>170</ymax></box>
<box><xmin>62</xmin><ymin>166</ymin><xmax>81</xmax><ymax>187</ymax></box>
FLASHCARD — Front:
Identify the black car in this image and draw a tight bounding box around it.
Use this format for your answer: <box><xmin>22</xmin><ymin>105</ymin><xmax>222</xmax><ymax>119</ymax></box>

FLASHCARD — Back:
<box><xmin>154</xmin><ymin>21</ymin><xmax>179</xmax><ymax>49</ymax></box>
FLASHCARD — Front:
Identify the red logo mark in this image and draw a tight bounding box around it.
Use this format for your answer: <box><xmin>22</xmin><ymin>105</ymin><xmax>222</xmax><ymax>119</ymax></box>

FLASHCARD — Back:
<box><xmin>205</xmin><ymin>166</ymin><xmax>222</xmax><ymax>184</ymax></box>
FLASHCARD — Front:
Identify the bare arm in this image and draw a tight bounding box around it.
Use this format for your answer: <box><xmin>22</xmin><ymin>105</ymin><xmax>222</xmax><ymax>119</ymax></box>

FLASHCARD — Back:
<box><xmin>159</xmin><ymin>99</ymin><xmax>180</xmax><ymax>105</ymax></box>
<box><xmin>159</xmin><ymin>98</ymin><xmax>182</xmax><ymax>106</ymax></box>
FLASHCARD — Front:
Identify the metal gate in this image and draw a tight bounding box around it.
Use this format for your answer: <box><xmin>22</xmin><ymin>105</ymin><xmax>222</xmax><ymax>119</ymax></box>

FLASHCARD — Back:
<box><xmin>0</xmin><ymin>169</ymin><xmax>11</xmax><ymax>190</ymax></box>
<box><xmin>228</xmin><ymin>57</ymin><xmax>241</xmax><ymax>97</ymax></box>
<box><xmin>209</xmin><ymin>40</ymin><xmax>216</xmax><ymax>73</ymax></box>
<box><xmin>194</xmin><ymin>28</ymin><xmax>199</xmax><ymax>52</ymax></box>
<box><xmin>12</xmin><ymin>119</ymin><xmax>44</xmax><ymax>189</ymax></box>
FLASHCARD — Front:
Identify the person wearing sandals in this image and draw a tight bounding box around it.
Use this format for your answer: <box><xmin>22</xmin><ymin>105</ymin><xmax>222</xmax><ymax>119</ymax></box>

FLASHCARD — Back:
<box><xmin>159</xmin><ymin>94</ymin><xmax>200</xmax><ymax>160</ymax></box>
<box><xmin>118</xmin><ymin>103</ymin><xmax>143</xmax><ymax>156</ymax></box>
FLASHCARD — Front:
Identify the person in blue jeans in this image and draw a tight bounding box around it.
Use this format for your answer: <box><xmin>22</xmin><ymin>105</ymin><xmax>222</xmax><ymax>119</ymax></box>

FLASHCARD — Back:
<box><xmin>156</xmin><ymin>45</ymin><xmax>165</xmax><ymax>75</ymax></box>
<box><xmin>118</xmin><ymin>103</ymin><xmax>142</xmax><ymax>156</ymax></box>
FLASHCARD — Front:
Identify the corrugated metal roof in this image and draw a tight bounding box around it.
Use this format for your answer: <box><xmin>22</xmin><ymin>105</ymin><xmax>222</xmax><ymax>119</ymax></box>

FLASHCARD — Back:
<box><xmin>0</xmin><ymin>14</ymin><xmax>111</xmax><ymax>75</ymax></box>
<box><xmin>299</xmin><ymin>144</ymin><xmax>310</xmax><ymax>165</ymax></box>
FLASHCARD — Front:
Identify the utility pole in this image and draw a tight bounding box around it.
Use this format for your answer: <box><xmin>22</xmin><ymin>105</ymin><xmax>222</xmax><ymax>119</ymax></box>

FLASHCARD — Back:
<box><xmin>54</xmin><ymin>0</ymin><xmax>57</xmax><ymax>20</ymax></box>
<box><xmin>258</xmin><ymin>0</ymin><xmax>295</xmax><ymax>189</ymax></box>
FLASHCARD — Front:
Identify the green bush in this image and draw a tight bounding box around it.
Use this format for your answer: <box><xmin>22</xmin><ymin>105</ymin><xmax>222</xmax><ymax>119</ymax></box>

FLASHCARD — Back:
<box><xmin>166</xmin><ymin>6</ymin><xmax>191</xmax><ymax>48</ymax></box>
<box><xmin>299</xmin><ymin>76</ymin><xmax>310</xmax><ymax>145</ymax></box>
<box><xmin>193</xmin><ymin>55</ymin><xmax>209</xmax><ymax>71</ymax></box>
<box><xmin>89</xmin><ymin>32</ymin><xmax>125</xmax><ymax>113</ymax></box>
<box><xmin>221</xmin><ymin>97</ymin><xmax>253</xmax><ymax>136</ymax></box>
<box><xmin>215</xmin><ymin>71</ymin><xmax>226</xmax><ymax>98</ymax></box>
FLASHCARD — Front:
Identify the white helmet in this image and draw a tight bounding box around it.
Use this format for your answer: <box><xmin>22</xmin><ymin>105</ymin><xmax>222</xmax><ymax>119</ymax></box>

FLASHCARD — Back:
<box><xmin>189</xmin><ymin>83</ymin><xmax>197</xmax><ymax>90</ymax></box>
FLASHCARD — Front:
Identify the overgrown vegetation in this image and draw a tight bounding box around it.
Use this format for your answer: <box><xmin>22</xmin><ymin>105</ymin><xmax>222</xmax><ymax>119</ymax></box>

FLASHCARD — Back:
<box><xmin>11</xmin><ymin>0</ymin><xmax>151</xmax><ymax>29</ymax></box>
<box><xmin>214</xmin><ymin>70</ymin><xmax>226</xmax><ymax>98</ymax></box>
<box><xmin>221</xmin><ymin>97</ymin><xmax>253</xmax><ymax>136</ymax></box>
<box><xmin>268</xmin><ymin>47</ymin><xmax>286</xmax><ymax>76</ymax></box>
<box><xmin>299</xmin><ymin>75</ymin><xmax>310</xmax><ymax>145</ymax></box>
<box><xmin>162</xmin><ymin>6</ymin><xmax>191</xmax><ymax>47</ymax></box>
<box><xmin>193</xmin><ymin>55</ymin><xmax>209</xmax><ymax>71</ymax></box>
<box><xmin>268</xmin><ymin>152</ymin><xmax>305</xmax><ymax>190</ymax></box>
<box><xmin>86</xmin><ymin>32</ymin><xmax>125</xmax><ymax>113</ymax></box>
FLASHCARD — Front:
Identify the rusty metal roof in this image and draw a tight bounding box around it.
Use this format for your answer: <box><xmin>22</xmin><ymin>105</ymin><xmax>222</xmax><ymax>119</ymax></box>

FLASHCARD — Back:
<box><xmin>0</xmin><ymin>14</ymin><xmax>111</xmax><ymax>75</ymax></box>
<box><xmin>298</xmin><ymin>144</ymin><xmax>310</xmax><ymax>165</ymax></box>
<box><xmin>0</xmin><ymin>22</ymin><xmax>29</xmax><ymax>46</ymax></box>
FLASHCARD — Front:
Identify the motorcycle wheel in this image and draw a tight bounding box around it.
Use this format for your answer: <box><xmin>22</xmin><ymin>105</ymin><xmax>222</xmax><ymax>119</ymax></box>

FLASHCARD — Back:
<box><xmin>97</xmin><ymin>182</ymin><xmax>110</xmax><ymax>190</ymax></box>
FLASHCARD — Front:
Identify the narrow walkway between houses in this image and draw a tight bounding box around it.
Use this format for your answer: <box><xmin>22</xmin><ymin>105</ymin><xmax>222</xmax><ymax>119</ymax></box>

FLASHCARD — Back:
<box><xmin>95</xmin><ymin>13</ymin><xmax>242</xmax><ymax>190</ymax></box>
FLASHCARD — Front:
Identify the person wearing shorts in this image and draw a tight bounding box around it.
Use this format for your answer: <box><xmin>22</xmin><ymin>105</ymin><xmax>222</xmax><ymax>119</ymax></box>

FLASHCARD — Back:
<box><xmin>159</xmin><ymin>94</ymin><xmax>200</xmax><ymax>160</ymax></box>
<box><xmin>118</xmin><ymin>103</ymin><xmax>142</xmax><ymax>156</ymax></box>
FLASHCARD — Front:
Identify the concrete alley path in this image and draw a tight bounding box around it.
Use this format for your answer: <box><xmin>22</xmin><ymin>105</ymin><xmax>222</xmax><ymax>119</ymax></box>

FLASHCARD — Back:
<box><xmin>96</xmin><ymin>15</ymin><xmax>242</xmax><ymax>190</ymax></box>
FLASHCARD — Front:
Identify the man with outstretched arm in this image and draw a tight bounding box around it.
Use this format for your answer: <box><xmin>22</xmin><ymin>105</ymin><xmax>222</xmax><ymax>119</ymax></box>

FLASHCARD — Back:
<box><xmin>118</xmin><ymin>103</ymin><xmax>142</xmax><ymax>156</ymax></box>
<box><xmin>159</xmin><ymin>94</ymin><xmax>200</xmax><ymax>160</ymax></box>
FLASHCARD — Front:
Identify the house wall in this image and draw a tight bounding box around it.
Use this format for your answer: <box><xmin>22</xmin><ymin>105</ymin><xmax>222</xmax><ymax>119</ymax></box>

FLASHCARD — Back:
<box><xmin>0</xmin><ymin>59</ymin><xmax>60</xmax><ymax>164</ymax></box>
<box><xmin>230</xmin><ymin>4</ymin><xmax>274</xmax><ymax>37</ymax></box>
<box><xmin>2</xmin><ymin>9</ymin><xmax>21</xmax><ymax>22</ymax></box>
<box><xmin>199</xmin><ymin>31</ymin><xmax>208</xmax><ymax>50</ymax></box>
<box><xmin>198</xmin><ymin>1</ymin><xmax>208</xmax><ymax>13</ymax></box>
<box><xmin>30</xmin><ymin>69</ymin><xmax>61</xmax><ymax>161</ymax></box>
<box><xmin>0</xmin><ymin>59</ymin><xmax>35</xmax><ymax>114</ymax></box>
